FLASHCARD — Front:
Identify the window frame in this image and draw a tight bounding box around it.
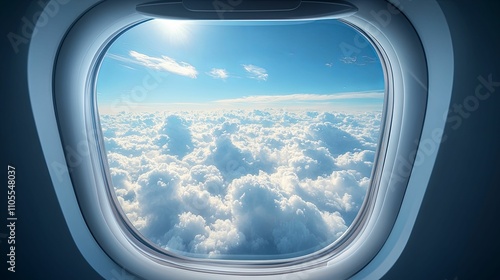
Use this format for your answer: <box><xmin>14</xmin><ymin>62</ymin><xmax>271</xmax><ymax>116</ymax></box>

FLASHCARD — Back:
<box><xmin>26</xmin><ymin>0</ymin><xmax>453</xmax><ymax>279</ymax></box>
<box><xmin>94</xmin><ymin>16</ymin><xmax>389</xmax><ymax>262</ymax></box>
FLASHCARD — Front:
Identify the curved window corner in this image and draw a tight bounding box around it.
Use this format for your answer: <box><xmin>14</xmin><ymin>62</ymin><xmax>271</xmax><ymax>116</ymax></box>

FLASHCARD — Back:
<box><xmin>36</xmin><ymin>0</ymin><xmax>430</xmax><ymax>279</ymax></box>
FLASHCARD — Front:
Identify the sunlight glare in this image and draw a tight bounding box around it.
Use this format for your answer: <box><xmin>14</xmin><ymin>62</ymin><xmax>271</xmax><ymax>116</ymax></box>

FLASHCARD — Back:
<box><xmin>154</xmin><ymin>19</ymin><xmax>193</xmax><ymax>45</ymax></box>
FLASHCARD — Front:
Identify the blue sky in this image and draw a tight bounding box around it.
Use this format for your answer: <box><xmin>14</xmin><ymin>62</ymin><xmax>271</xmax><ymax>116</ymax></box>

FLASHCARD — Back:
<box><xmin>96</xmin><ymin>19</ymin><xmax>384</xmax><ymax>110</ymax></box>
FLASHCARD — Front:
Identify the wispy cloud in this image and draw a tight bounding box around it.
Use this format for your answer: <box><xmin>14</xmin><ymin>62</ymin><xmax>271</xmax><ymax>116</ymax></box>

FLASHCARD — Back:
<box><xmin>106</xmin><ymin>53</ymin><xmax>141</xmax><ymax>65</ymax></box>
<box><xmin>340</xmin><ymin>56</ymin><xmax>378</xmax><ymax>66</ymax></box>
<box><xmin>207</xmin><ymin>68</ymin><xmax>229</xmax><ymax>80</ymax></box>
<box><xmin>340</xmin><ymin>56</ymin><xmax>357</xmax><ymax>64</ymax></box>
<box><xmin>242</xmin><ymin>64</ymin><xmax>268</xmax><ymax>81</ymax></box>
<box><xmin>129</xmin><ymin>51</ymin><xmax>198</xmax><ymax>78</ymax></box>
<box><xmin>214</xmin><ymin>92</ymin><xmax>384</xmax><ymax>104</ymax></box>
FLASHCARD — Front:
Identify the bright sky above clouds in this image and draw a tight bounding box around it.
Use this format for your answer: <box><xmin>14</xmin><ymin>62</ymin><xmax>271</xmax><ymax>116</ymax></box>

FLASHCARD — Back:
<box><xmin>96</xmin><ymin>19</ymin><xmax>384</xmax><ymax>111</ymax></box>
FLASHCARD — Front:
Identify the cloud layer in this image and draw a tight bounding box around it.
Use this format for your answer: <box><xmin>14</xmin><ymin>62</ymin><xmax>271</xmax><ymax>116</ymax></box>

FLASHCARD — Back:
<box><xmin>101</xmin><ymin>109</ymin><xmax>381</xmax><ymax>259</ymax></box>
<box><xmin>214</xmin><ymin>92</ymin><xmax>384</xmax><ymax>105</ymax></box>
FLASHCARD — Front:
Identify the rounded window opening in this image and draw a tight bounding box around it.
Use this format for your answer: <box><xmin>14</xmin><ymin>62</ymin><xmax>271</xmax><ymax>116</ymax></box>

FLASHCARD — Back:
<box><xmin>95</xmin><ymin>18</ymin><xmax>385</xmax><ymax>260</ymax></box>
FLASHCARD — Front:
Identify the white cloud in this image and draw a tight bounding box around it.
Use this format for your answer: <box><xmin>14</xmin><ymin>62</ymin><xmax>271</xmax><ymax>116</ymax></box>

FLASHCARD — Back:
<box><xmin>129</xmin><ymin>51</ymin><xmax>198</xmax><ymax>78</ymax></box>
<box><xmin>105</xmin><ymin>53</ymin><xmax>140</xmax><ymax>65</ymax></box>
<box><xmin>100</xmin><ymin>109</ymin><xmax>382</xmax><ymax>258</ymax></box>
<box><xmin>213</xmin><ymin>92</ymin><xmax>384</xmax><ymax>104</ymax></box>
<box><xmin>340</xmin><ymin>56</ymin><xmax>357</xmax><ymax>64</ymax></box>
<box><xmin>340</xmin><ymin>56</ymin><xmax>378</xmax><ymax>66</ymax></box>
<box><xmin>242</xmin><ymin>64</ymin><xmax>268</xmax><ymax>81</ymax></box>
<box><xmin>207</xmin><ymin>68</ymin><xmax>229</xmax><ymax>80</ymax></box>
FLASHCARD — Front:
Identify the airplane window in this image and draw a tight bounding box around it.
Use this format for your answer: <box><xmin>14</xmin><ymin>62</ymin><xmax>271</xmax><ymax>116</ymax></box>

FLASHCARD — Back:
<box><xmin>95</xmin><ymin>18</ymin><xmax>385</xmax><ymax>260</ymax></box>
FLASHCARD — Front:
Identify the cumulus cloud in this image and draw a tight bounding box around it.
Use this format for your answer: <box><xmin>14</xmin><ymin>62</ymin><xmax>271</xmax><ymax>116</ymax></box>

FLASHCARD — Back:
<box><xmin>101</xmin><ymin>109</ymin><xmax>381</xmax><ymax>259</ymax></box>
<box><xmin>156</xmin><ymin>115</ymin><xmax>193</xmax><ymax>158</ymax></box>
<box><xmin>242</xmin><ymin>64</ymin><xmax>268</xmax><ymax>81</ymax></box>
<box><xmin>207</xmin><ymin>68</ymin><xmax>229</xmax><ymax>80</ymax></box>
<box><xmin>129</xmin><ymin>50</ymin><xmax>198</xmax><ymax>78</ymax></box>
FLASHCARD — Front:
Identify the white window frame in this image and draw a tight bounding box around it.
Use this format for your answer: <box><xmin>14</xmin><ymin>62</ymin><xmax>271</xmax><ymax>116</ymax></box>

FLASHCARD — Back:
<box><xmin>27</xmin><ymin>0</ymin><xmax>453</xmax><ymax>279</ymax></box>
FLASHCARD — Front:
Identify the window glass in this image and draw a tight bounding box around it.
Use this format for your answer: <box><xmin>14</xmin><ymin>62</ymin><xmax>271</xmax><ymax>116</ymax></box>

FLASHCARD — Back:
<box><xmin>96</xmin><ymin>19</ymin><xmax>384</xmax><ymax>259</ymax></box>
